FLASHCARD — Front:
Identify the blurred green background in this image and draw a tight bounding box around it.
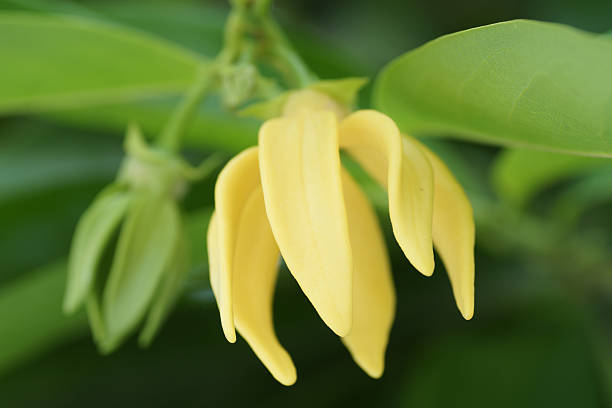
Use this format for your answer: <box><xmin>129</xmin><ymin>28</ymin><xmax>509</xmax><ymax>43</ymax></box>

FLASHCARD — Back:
<box><xmin>2</xmin><ymin>0</ymin><xmax>612</xmax><ymax>406</ymax></box>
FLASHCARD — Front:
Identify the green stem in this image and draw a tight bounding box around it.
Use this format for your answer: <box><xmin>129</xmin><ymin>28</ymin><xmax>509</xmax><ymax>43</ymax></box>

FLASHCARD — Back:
<box><xmin>157</xmin><ymin>65</ymin><xmax>216</xmax><ymax>153</ymax></box>
<box><xmin>272</xmin><ymin>44</ymin><xmax>314</xmax><ymax>87</ymax></box>
<box><xmin>254</xmin><ymin>0</ymin><xmax>272</xmax><ymax>16</ymax></box>
<box><xmin>259</xmin><ymin>9</ymin><xmax>315</xmax><ymax>87</ymax></box>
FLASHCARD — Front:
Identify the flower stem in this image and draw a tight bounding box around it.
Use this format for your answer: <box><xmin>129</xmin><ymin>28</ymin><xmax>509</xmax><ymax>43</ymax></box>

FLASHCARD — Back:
<box><xmin>272</xmin><ymin>43</ymin><xmax>314</xmax><ymax>87</ymax></box>
<box><xmin>157</xmin><ymin>65</ymin><xmax>216</xmax><ymax>153</ymax></box>
<box><xmin>258</xmin><ymin>5</ymin><xmax>316</xmax><ymax>87</ymax></box>
<box><xmin>157</xmin><ymin>0</ymin><xmax>313</xmax><ymax>153</ymax></box>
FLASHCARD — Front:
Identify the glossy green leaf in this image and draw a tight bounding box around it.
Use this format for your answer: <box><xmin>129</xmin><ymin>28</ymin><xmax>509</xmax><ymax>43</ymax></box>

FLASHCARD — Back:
<box><xmin>63</xmin><ymin>185</ymin><xmax>130</xmax><ymax>313</ymax></box>
<box><xmin>375</xmin><ymin>20</ymin><xmax>612</xmax><ymax>156</ymax></box>
<box><xmin>0</xmin><ymin>12</ymin><xmax>204</xmax><ymax>113</ymax></box>
<box><xmin>0</xmin><ymin>119</ymin><xmax>122</xmax><ymax>283</ymax></box>
<box><xmin>0</xmin><ymin>0</ymin><xmax>100</xmax><ymax>17</ymax></box>
<box><xmin>0</xmin><ymin>131</ymin><xmax>119</xmax><ymax>205</ymax></box>
<box><xmin>0</xmin><ymin>0</ymin><xmax>224</xmax><ymax>56</ymax></box>
<box><xmin>85</xmin><ymin>0</ymin><xmax>224</xmax><ymax>57</ymax></box>
<box><xmin>492</xmin><ymin>149</ymin><xmax>609</xmax><ymax>206</ymax></box>
<box><xmin>139</xmin><ymin>230</ymin><xmax>188</xmax><ymax>347</ymax></box>
<box><xmin>45</xmin><ymin>98</ymin><xmax>259</xmax><ymax>153</ymax></box>
<box><xmin>102</xmin><ymin>193</ymin><xmax>180</xmax><ymax>347</ymax></box>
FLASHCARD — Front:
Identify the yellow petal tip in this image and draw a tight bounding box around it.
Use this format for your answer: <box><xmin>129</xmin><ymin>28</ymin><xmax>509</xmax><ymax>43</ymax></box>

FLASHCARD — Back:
<box><xmin>457</xmin><ymin>296</ymin><xmax>474</xmax><ymax>320</ymax></box>
<box><xmin>353</xmin><ymin>355</ymin><xmax>385</xmax><ymax>379</ymax></box>
<box><xmin>276</xmin><ymin>369</ymin><xmax>298</xmax><ymax>386</ymax></box>
<box><xmin>460</xmin><ymin>305</ymin><xmax>474</xmax><ymax>321</ymax></box>
<box><xmin>419</xmin><ymin>265</ymin><xmax>434</xmax><ymax>277</ymax></box>
<box><xmin>413</xmin><ymin>257</ymin><xmax>435</xmax><ymax>277</ymax></box>
<box><xmin>222</xmin><ymin>326</ymin><xmax>236</xmax><ymax>343</ymax></box>
<box><xmin>365</xmin><ymin>365</ymin><xmax>384</xmax><ymax>379</ymax></box>
<box><xmin>330</xmin><ymin>317</ymin><xmax>353</xmax><ymax>338</ymax></box>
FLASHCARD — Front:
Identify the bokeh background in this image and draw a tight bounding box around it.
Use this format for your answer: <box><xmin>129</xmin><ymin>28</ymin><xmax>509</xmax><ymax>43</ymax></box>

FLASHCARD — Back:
<box><xmin>2</xmin><ymin>0</ymin><xmax>612</xmax><ymax>406</ymax></box>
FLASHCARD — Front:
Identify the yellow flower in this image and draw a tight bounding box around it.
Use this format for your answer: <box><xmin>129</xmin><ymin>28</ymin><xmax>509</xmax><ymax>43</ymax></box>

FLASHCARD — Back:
<box><xmin>207</xmin><ymin>88</ymin><xmax>475</xmax><ymax>386</ymax></box>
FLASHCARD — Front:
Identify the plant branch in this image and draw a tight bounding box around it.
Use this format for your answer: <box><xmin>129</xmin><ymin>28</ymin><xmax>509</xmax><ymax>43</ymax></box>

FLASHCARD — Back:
<box><xmin>157</xmin><ymin>65</ymin><xmax>216</xmax><ymax>153</ymax></box>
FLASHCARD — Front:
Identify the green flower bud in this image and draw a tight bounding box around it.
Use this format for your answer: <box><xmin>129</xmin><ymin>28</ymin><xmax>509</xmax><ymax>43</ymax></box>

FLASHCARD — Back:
<box><xmin>64</xmin><ymin>124</ymin><xmax>221</xmax><ymax>353</ymax></box>
<box><xmin>221</xmin><ymin>63</ymin><xmax>258</xmax><ymax>108</ymax></box>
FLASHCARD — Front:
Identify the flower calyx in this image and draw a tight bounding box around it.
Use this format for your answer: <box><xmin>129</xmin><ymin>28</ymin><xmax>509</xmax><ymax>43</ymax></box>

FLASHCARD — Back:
<box><xmin>239</xmin><ymin>77</ymin><xmax>368</xmax><ymax>120</ymax></box>
<box><xmin>119</xmin><ymin>124</ymin><xmax>222</xmax><ymax>200</ymax></box>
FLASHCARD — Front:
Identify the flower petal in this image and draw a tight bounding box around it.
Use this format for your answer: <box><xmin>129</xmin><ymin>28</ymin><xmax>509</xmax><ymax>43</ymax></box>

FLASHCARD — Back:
<box><xmin>421</xmin><ymin>145</ymin><xmax>475</xmax><ymax>320</ymax></box>
<box><xmin>103</xmin><ymin>193</ymin><xmax>180</xmax><ymax>344</ymax></box>
<box><xmin>233</xmin><ymin>187</ymin><xmax>297</xmax><ymax>386</ymax></box>
<box><xmin>139</xmin><ymin>228</ymin><xmax>189</xmax><ymax>348</ymax></box>
<box><xmin>212</xmin><ymin>147</ymin><xmax>262</xmax><ymax>343</ymax></box>
<box><xmin>259</xmin><ymin>111</ymin><xmax>353</xmax><ymax>336</ymax></box>
<box><xmin>340</xmin><ymin>170</ymin><xmax>395</xmax><ymax>379</ymax></box>
<box><xmin>339</xmin><ymin>110</ymin><xmax>435</xmax><ymax>276</ymax></box>
<box><xmin>64</xmin><ymin>185</ymin><xmax>130</xmax><ymax>313</ymax></box>
<box><xmin>206</xmin><ymin>213</ymin><xmax>221</xmax><ymax>301</ymax></box>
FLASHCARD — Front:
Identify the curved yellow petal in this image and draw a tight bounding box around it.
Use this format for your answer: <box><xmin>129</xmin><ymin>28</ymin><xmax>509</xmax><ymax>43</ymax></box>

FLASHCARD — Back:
<box><xmin>339</xmin><ymin>110</ymin><xmax>435</xmax><ymax>276</ymax></box>
<box><xmin>212</xmin><ymin>147</ymin><xmax>262</xmax><ymax>342</ymax></box>
<box><xmin>420</xmin><ymin>144</ymin><xmax>475</xmax><ymax>320</ymax></box>
<box><xmin>233</xmin><ymin>187</ymin><xmax>297</xmax><ymax>386</ymax></box>
<box><xmin>340</xmin><ymin>170</ymin><xmax>395</xmax><ymax>379</ymax></box>
<box><xmin>206</xmin><ymin>213</ymin><xmax>220</xmax><ymax>300</ymax></box>
<box><xmin>258</xmin><ymin>111</ymin><xmax>353</xmax><ymax>336</ymax></box>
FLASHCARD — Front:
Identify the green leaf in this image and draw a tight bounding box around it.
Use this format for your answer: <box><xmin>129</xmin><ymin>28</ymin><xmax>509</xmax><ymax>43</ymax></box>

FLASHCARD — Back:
<box><xmin>0</xmin><ymin>120</ymin><xmax>121</xmax><ymax>204</ymax></box>
<box><xmin>45</xmin><ymin>98</ymin><xmax>259</xmax><ymax>153</ymax></box>
<box><xmin>63</xmin><ymin>185</ymin><xmax>130</xmax><ymax>313</ymax></box>
<box><xmin>374</xmin><ymin>20</ymin><xmax>612</xmax><ymax>156</ymax></box>
<box><xmin>0</xmin><ymin>12</ymin><xmax>204</xmax><ymax>113</ymax></box>
<box><xmin>0</xmin><ymin>0</ymin><xmax>100</xmax><ymax>18</ymax></box>
<box><xmin>102</xmin><ymin>193</ymin><xmax>180</xmax><ymax>348</ymax></box>
<box><xmin>492</xmin><ymin>149</ymin><xmax>610</xmax><ymax>206</ymax></box>
<box><xmin>0</xmin><ymin>119</ymin><xmax>122</xmax><ymax>283</ymax></box>
<box><xmin>0</xmin><ymin>261</ymin><xmax>87</xmax><ymax>377</ymax></box>
<box><xmin>85</xmin><ymin>0</ymin><xmax>225</xmax><ymax>57</ymax></box>
<box><xmin>139</xmin><ymin>230</ymin><xmax>188</xmax><ymax>347</ymax></box>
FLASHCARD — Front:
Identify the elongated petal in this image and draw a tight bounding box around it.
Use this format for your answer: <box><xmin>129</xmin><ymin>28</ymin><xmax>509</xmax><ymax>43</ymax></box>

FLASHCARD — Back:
<box><xmin>259</xmin><ymin>111</ymin><xmax>353</xmax><ymax>336</ymax></box>
<box><xmin>86</xmin><ymin>292</ymin><xmax>108</xmax><ymax>351</ymax></box>
<box><xmin>64</xmin><ymin>185</ymin><xmax>130</xmax><ymax>313</ymax></box>
<box><xmin>206</xmin><ymin>213</ymin><xmax>221</xmax><ymax>301</ymax></box>
<box><xmin>339</xmin><ymin>110</ymin><xmax>435</xmax><ymax>276</ymax></box>
<box><xmin>213</xmin><ymin>147</ymin><xmax>262</xmax><ymax>342</ymax></box>
<box><xmin>103</xmin><ymin>193</ymin><xmax>180</xmax><ymax>343</ymax></box>
<box><xmin>420</xmin><ymin>145</ymin><xmax>475</xmax><ymax>320</ymax></box>
<box><xmin>233</xmin><ymin>187</ymin><xmax>296</xmax><ymax>386</ymax></box>
<box><xmin>139</xmin><ymin>228</ymin><xmax>189</xmax><ymax>347</ymax></box>
<box><xmin>340</xmin><ymin>170</ymin><xmax>395</xmax><ymax>378</ymax></box>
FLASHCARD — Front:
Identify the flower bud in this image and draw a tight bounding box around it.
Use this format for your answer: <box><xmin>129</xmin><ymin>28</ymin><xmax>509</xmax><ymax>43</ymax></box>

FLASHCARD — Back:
<box><xmin>64</xmin><ymin>124</ymin><xmax>219</xmax><ymax>352</ymax></box>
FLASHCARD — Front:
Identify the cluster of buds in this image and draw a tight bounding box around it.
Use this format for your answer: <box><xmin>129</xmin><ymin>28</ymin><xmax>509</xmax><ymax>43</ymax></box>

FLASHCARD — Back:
<box><xmin>63</xmin><ymin>125</ymin><xmax>219</xmax><ymax>352</ymax></box>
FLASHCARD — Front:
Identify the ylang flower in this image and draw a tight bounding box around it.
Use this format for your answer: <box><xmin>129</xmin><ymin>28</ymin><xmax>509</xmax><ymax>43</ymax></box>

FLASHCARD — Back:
<box><xmin>207</xmin><ymin>81</ymin><xmax>475</xmax><ymax>385</ymax></box>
